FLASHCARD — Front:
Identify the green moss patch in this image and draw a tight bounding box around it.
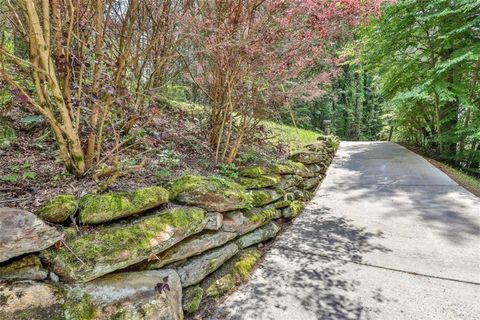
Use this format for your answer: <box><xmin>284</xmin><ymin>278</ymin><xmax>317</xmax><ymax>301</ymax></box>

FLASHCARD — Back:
<box><xmin>63</xmin><ymin>291</ymin><xmax>96</xmax><ymax>320</ymax></box>
<box><xmin>182</xmin><ymin>286</ymin><xmax>204</xmax><ymax>314</ymax></box>
<box><xmin>42</xmin><ymin>207</ymin><xmax>206</xmax><ymax>282</ymax></box>
<box><xmin>169</xmin><ymin>175</ymin><xmax>251</xmax><ymax>212</ymax></box>
<box><xmin>79</xmin><ymin>186</ymin><xmax>169</xmax><ymax>224</ymax></box>
<box><xmin>37</xmin><ymin>195</ymin><xmax>77</xmax><ymax>223</ymax></box>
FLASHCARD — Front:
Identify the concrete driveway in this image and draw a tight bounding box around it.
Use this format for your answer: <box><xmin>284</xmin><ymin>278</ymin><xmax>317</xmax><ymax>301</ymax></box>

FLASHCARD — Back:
<box><xmin>211</xmin><ymin>142</ymin><xmax>480</xmax><ymax>320</ymax></box>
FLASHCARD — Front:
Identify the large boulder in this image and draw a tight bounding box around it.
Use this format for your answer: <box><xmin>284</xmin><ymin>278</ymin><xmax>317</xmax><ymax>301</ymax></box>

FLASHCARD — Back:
<box><xmin>169</xmin><ymin>175</ymin><xmax>250</xmax><ymax>212</ymax></box>
<box><xmin>69</xmin><ymin>270</ymin><xmax>183</xmax><ymax>320</ymax></box>
<box><xmin>236</xmin><ymin>221</ymin><xmax>280</xmax><ymax>249</ymax></box>
<box><xmin>249</xmin><ymin>189</ymin><xmax>285</xmax><ymax>207</ymax></box>
<box><xmin>0</xmin><ymin>255</ymin><xmax>47</xmax><ymax>281</ymax></box>
<box><xmin>37</xmin><ymin>194</ymin><xmax>77</xmax><ymax>223</ymax></box>
<box><xmin>42</xmin><ymin>207</ymin><xmax>206</xmax><ymax>282</ymax></box>
<box><xmin>235</xmin><ymin>174</ymin><xmax>281</xmax><ymax>189</ymax></box>
<box><xmin>175</xmin><ymin>242</ymin><xmax>239</xmax><ymax>287</ymax></box>
<box><xmin>0</xmin><ymin>207</ymin><xmax>62</xmax><ymax>263</ymax></box>
<box><xmin>140</xmin><ymin>231</ymin><xmax>236</xmax><ymax>270</ymax></box>
<box><xmin>79</xmin><ymin>186</ymin><xmax>169</xmax><ymax>224</ymax></box>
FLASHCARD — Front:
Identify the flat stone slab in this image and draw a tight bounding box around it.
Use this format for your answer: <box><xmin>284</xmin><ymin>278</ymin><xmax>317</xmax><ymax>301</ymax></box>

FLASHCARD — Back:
<box><xmin>0</xmin><ymin>207</ymin><xmax>62</xmax><ymax>263</ymax></box>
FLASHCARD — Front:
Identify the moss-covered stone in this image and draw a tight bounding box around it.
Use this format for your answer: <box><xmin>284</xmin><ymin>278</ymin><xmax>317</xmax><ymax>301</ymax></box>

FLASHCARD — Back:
<box><xmin>300</xmin><ymin>177</ymin><xmax>321</xmax><ymax>190</ymax></box>
<box><xmin>79</xmin><ymin>186</ymin><xmax>169</xmax><ymax>224</ymax></box>
<box><xmin>182</xmin><ymin>286</ymin><xmax>204</xmax><ymax>314</ymax></box>
<box><xmin>239</xmin><ymin>166</ymin><xmax>269</xmax><ymax>178</ymax></box>
<box><xmin>269</xmin><ymin>160</ymin><xmax>305</xmax><ymax>175</ymax></box>
<box><xmin>0</xmin><ymin>255</ymin><xmax>47</xmax><ymax>281</ymax></box>
<box><xmin>289</xmin><ymin>151</ymin><xmax>324</xmax><ymax>165</ymax></box>
<box><xmin>271</xmin><ymin>199</ymin><xmax>291</xmax><ymax>209</ymax></box>
<box><xmin>37</xmin><ymin>195</ymin><xmax>77</xmax><ymax>223</ymax></box>
<box><xmin>236</xmin><ymin>174</ymin><xmax>281</xmax><ymax>189</ymax></box>
<box><xmin>277</xmin><ymin>174</ymin><xmax>304</xmax><ymax>189</ymax></box>
<box><xmin>249</xmin><ymin>189</ymin><xmax>285</xmax><ymax>207</ymax></box>
<box><xmin>282</xmin><ymin>200</ymin><xmax>305</xmax><ymax>219</ymax></box>
<box><xmin>289</xmin><ymin>188</ymin><xmax>314</xmax><ymax>201</ymax></box>
<box><xmin>232</xmin><ymin>249</ymin><xmax>262</xmax><ymax>281</ymax></box>
<box><xmin>42</xmin><ymin>207</ymin><xmax>206</xmax><ymax>282</ymax></box>
<box><xmin>203</xmin><ymin>248</ymin><xmax>262</xmax><ymax>298</ymax></box>
<box><xmin>205</xmin><ymin>273</ymin><xmax>236</xmax><ymax>298</ymax></box>
<box><xmin>244</xmin><ymin>207</ymin><xmax>277</xmax><ymax>224</ymax></box>
<box><xmin>169</xmin><ymin>175</ymin><xmax>250</xmax><ymax>212</ymax></box>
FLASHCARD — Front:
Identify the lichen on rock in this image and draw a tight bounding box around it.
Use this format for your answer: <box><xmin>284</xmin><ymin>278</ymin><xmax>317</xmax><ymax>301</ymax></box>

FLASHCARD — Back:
<box><xmin>42</xmin><ymin>207</ymin><xmax>206</xmax><ymax>282</ymax></box>
<box><xmin>79</xmin><ymin>186</ymin><xmax>169</xmax><ymax>224</ymax></box>
<box><xmin>169</xmin><ymin>175</ymin><xmax>251</xmax><ymax>212</ymax></box>
<box><xmin>37</xmin><ymin>194</ymin><xmax>77</xmax><ymax>223</ymax></box>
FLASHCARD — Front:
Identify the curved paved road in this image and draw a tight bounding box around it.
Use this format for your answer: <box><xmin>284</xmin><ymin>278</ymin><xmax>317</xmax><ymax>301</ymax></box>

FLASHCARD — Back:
<box><xmin>211</xmin><ymin>142</ymin><xmax>480</xmax><ymax>320</ymax></box>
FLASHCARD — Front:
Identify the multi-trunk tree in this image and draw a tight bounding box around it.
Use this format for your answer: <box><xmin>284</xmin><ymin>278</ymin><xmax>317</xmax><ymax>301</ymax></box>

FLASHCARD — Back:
<box><xmin>0</xmin><ymin>0</ymin><xmax>188</xmax><ymax>176</ymax></box>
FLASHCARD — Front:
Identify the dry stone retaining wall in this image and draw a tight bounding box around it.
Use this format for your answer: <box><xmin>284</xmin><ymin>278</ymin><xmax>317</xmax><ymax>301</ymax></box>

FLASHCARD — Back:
<box><xmin>0</xmin><ymin>136</ymin><xmax>338</xmax><ymax>319</ymax></box>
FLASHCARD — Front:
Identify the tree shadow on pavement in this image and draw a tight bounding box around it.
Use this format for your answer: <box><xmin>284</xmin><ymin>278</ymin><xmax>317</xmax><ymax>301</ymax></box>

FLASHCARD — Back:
<box><xmin>209</xmin><ymin>207</ymin><xmax>391</xmax><ymax>320</ymax></box>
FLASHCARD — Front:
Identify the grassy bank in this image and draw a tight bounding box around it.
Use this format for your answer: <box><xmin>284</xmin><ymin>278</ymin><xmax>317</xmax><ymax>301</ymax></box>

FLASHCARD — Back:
<box><xmin>264</xmin><ymin>121</ymin><xmax>320</xmax><ymax>152</ymax></box>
